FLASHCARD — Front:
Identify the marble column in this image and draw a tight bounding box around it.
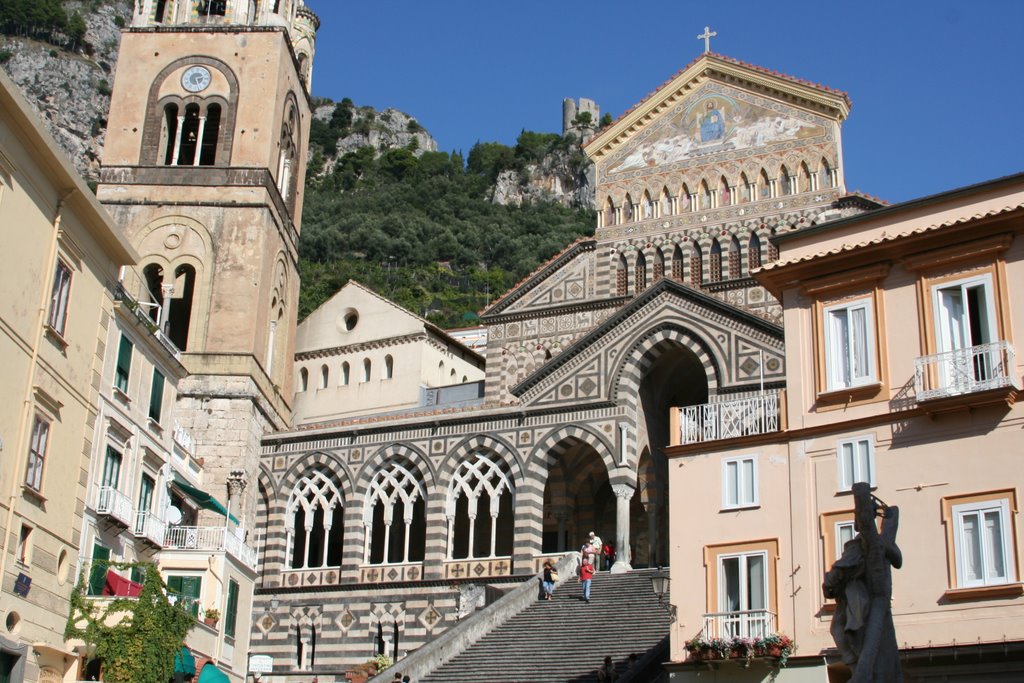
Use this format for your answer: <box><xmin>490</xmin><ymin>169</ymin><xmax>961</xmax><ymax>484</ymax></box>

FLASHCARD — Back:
<box><xmin>610</xmin><ymin>483</ymin><xmax>635</xmax><ymax>573</ymax></box>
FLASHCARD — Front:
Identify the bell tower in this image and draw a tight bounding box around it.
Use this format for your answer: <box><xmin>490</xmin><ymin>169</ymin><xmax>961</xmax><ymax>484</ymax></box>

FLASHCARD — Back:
<box><xmin>96</xmin><ymin>0</ymin><xmax>319</xmax><ymax>528</ymax></box>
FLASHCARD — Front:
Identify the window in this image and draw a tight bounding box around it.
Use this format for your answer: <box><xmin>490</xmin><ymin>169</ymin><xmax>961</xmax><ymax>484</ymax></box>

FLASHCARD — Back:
<box><xmin>932</xmin><ymin>274</ymin><xmax>999</xmax><ymax>391</ymax></box>
<box><xmin>25</xmin><ymin>415</ymin><xmax>49</xmax><ymax>491</ymax></box>
<box><xmin>446</xmin><ymin>452</ymin><xmax>515</xmax><ymax>560</ymax></box>
<box><xmin>225</xmin><ymin>579</ymin><xmax>240</xmax><ymax>638</ymax></box>
<box><xmin>17</xmin><ymin>525</ymin><xmax>32</xmax><ymax>565</ymax></box>
<box><xmin>102</xmin><ymin>446</ymin><xmax>122</xmax><ymax>489</ymax></box>
<box><xmin>166</xmin><ymin>574</ymin><xmax>202</xmax><ymax>617</ymax></box>
<box><xmin>837</xmin><ymin>436</ymin><xmax>874</xmax><ymax>491</ymax></box>
<box><xmin>299</xmin><ymin>367</ymin><xmax>308</xmax><ymax>392</ymax></box>
<box><xmin>149</xmin><ymin>369</ymin><xmax>165</xmax><ymax>423</ymax></box>
<box><xmin>48</xmin><ymin>260</ymin><xmax>72</xmax><ymax>335</ymax></box>
<box><xmin>320</xmin><ymin>364</ymin><xmax>329</xmax><ymax>389</ymax></box>
<box><xmin>384</xmin><ymin>355</ymin><xmax>394</xmax><ymax>379</ymax></box>
<box><xmin>87</xmin><ymin>543</ymin><xmax>111</xmax><ymax>596</ymax></box>
<box><xmin>341</xmin><ymin>362</ymin><xmax>350</xmax><ymax>386</ymax></box>
<box><xmin>138</xmin><ymin>474</ymin><xmax>155</xmax><ymax>513</ymax></box>
<box><xmin>952</xmin><ymin>498</ymin><xmax>1015</xmax><ymax>588</ymax></box>
<box><xmin>722</xmin><ymin>455</ymin><xmax>758</xmax><ymax>509</ymax></box>
<box><xmin>823</xmin><ymin>299</ymin><xmax>876</xmax><ymax>391</ymax></box>
<box><xmin>115</xmin><ymin>334</ymin><xmax>133</xmax><ymax>394</ymax></box>
<box><xmin>835</xmin><ymin>520</ymin><xmax>856</xmax><ymax>561</ymax></box>
<box><xmin>362</xmin><ymin>358</ymin><xmax>371</xmax><ymax>382</ymax></box>
<box><xmin>717</xmin><ymin>551</ymin><xmax>770</xmax><ymax>637</ymax></box>
<box><xmin>365</xmin><ymin>463</ymin><xmax>427</xmax><ymax>564</ymax></box>
<box><xmin>286</xmin><ymin>471</ymin><xmax>344</xmax><ymax>569</ymax></box>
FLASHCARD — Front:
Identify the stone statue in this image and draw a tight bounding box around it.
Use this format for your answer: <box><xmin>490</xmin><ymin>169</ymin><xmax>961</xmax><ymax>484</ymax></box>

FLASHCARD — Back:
<box><xmin>823</xmin><ymin>482</ymin><xmax>902</xmax><ymax>682</ymax></box>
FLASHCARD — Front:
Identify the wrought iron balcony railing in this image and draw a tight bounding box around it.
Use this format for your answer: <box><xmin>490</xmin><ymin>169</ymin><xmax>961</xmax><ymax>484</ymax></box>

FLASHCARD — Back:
<box><xmin>702</xmin><ymin>609</ymin><xmax>777</xmax><ymax>640</ymax></box>
<box><xmin>96</xmin><ymin>486</ymin><xmax>134</xmax><ymax>527</ymax></box>
<box><xmin>164</xmin><ymin>526</ymin><xmax>257</xmax><ymax>571</ymax></box>
<box><xmin>914</xmin><ymin>340</ymin><xmax>1018</xmax><ymax>402</ymax></box>
<box><xmin>675</xmin><ymin>391</ymin><xmax>783</xmax><ymax>445</ymax></box>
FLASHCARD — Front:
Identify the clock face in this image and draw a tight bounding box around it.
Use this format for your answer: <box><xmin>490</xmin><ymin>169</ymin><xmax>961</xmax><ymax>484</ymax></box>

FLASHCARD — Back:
<box><xmin>181</xmin><ymin>66</ymin><xmax>212</xmax><ymax>93</ymax></box>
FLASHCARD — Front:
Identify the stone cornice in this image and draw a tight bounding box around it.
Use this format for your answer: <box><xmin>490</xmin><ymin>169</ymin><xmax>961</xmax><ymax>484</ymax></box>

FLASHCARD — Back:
<box><xmin>295</xmin><ymin>333</ymin><xmax>426</xmax><ymax>361</ymax></box>
<box><xmin>483</xmin><ymin>297</ymin><xmax>624</xmax><ymax>326</ymax></box>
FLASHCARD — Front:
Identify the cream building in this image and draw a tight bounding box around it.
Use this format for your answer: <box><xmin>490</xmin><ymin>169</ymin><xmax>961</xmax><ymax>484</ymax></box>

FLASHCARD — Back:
<box><xmin>664</xmin><ymin>172</ymin><xmax>1024</xmax><ymax>681</ymax></box>
<box><xmin>292</xmin><ymin>280</ymin><xmax>485</xmax><ymax>425</ymax></box>
<box><xmin>0</xmin><ymin>68</ymin><xmax>137</xmax><ymax>682</ymax></box>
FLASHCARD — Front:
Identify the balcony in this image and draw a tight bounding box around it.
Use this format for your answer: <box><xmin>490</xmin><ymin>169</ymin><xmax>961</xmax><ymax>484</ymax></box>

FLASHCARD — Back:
<box><xmin>672</xmin><ymin>391</ymin><xmax>783</xmax><ymax>446</ymax></box>
<box><xmin>164</xmin><ymin>526</ymin><xmax>257</xmax><ymax>571</ymax></box>
<box><xmin>702</xmin><ymin>609</ymin><xmax>777</xmax><ymax>640</ymax></box>
<box><xmin>96</xmin><ymin>486</ymin><xmax>134</xmax><ymax>527</ymax></box>
<box><xmin>113</xmin><ymin>283</ymin><xmax>181</xmax><ymax>360</ymax></box>
<box><xmin>133</xmin><ymin>511</ymin><xmax>166</xmax><ymax>548</ymax></box>
<box><xmin>915</xmin><ymin>341</ymin><xmax>1018</xmax><ymax>403</ymax></box>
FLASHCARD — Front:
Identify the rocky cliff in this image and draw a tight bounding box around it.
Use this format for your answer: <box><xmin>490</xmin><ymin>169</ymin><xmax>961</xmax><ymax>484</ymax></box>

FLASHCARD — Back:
<box><xmin>0</xmin><ymin>0</ymin><xmax>132</xmax><ymax>184</ymax></box>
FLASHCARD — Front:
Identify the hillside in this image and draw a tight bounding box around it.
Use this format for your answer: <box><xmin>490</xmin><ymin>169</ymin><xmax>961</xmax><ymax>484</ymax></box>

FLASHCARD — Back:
<box><xmin>1</xmin><ymin>5</ymin><xmax>597</xmax><ymax>328</ymax></box>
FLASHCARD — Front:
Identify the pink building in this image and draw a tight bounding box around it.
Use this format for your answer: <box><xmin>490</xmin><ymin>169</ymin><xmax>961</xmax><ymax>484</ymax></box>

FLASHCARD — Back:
<box><xmin>665</xmin><ymin>172</ymin><xmax>1024</xmax><ymax>682</ymax></box>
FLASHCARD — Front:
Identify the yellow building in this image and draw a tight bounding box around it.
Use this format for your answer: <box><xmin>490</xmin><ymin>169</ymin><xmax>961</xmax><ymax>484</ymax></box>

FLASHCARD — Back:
<box><xmin>0</xmin><ymin>67</ymin><xmax>137</xmax><ymax>682</ymax></box>
<box><xmin>665</xmin><ymin>172</ymin><xmax>1024</xmax><ymax>681</ymax></box>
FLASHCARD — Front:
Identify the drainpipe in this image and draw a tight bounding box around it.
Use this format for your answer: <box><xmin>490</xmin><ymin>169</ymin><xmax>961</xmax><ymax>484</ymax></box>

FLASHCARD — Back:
<box><xmin>0</xmin><ymin>189</ymin><xmax>74</xmax><ymax>589</ymax></box>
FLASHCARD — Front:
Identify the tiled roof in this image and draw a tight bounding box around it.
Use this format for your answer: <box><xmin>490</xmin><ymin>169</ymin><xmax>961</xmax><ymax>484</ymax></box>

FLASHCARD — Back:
<box><xmin>757</xmin><ymin>201</ymin><xmax>1024</xmax><ymax>272</ymax></box>
<box><xmin>583</xmin><ymin>52</ymin><xmax>851</xmax><ymax>152</ymax></box>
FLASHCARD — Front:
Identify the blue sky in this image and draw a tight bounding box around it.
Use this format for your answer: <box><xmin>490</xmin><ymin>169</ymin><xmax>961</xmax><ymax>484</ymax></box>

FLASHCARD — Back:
<box><xmin>303</xmin><ymin>0</ymin><xmax>1024</xmax><ymax>204</ymax></box>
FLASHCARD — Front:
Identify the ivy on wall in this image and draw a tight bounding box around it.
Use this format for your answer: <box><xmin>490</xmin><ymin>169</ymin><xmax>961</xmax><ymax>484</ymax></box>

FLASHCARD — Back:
<box><xmin>65</xmin><ymin>562</ymin><xmax>197</xmax><ymax>683</ymax></box>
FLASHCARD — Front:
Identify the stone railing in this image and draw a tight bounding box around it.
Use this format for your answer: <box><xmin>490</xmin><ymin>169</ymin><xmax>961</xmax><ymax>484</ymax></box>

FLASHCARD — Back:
<box><xmin>675</xmin><ymin>390</ymin><xmax>783</xmax><ymax>445</ymax></box>
<box><xmin>914</xmin><ymin>340</ymin><xmax>1018</xmax><ymax>401</ymax></box>
<box><xmin>164</xmin><ymin>526</ymin><xmax>257</xmax><ymax>571</ymax></box>
<box><xmin>702</xmin><ymin>609</ymin><xmax>777</xmax><ymax>640</ymax></box>
<box><xmin>96</xmin><ymin>486</ymin><xmax>134</xmax><ymax>527</ymax></box>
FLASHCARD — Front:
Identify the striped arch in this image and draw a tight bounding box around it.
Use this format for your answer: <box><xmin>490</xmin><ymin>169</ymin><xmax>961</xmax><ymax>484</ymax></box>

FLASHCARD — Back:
<box><xmin>358</xmin><ymin>442</ymin><xmax>435</xmax><ymax>494</ymax></box>
<box><xmin>609</xmin><ymin>323</ymin><xmax>722</xmax><ymax>412</ymax></box>
<box><xmin>528</xmin><ymin>423</ymin><xmax>617</xmax><ymax>476</ymax></box>
<box><xmin>439</xmin><ymin>434</ymin><xmax>525</xmax><ymax>488</ymax></box>
<box><xmin>278</xmin><ymin>451</ymin><xmax>354</xmax><ymax>499</ymax></box>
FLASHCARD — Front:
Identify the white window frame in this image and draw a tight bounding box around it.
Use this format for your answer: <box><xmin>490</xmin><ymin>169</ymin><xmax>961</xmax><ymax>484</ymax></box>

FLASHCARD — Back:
<box><xmin>931</xmin><ymin>273</ymin><xmax>997</xmax><ymax>354</ymax></box>
<box><xmin>835</xmin><ymin>520</ymin><xmax>856</xmax><ymax>561</ymax></box>
<box><xmin>47</xmin><ymin>259</ymin><xmax>73</xmax><ymax>335</ymax></box>
<box><xmin>837</xmin><ymin>435</ymin><xmax>875</xmax><ymax>492</ymax></box>
<box><xmin>823</xmin><ymin>298</ymin><xmax>877</xmax><ymax>391</ymax></box>
<box><xmin>952</xmin><ymin>498</ymin><xmax>1015</xmax><ymax>588</ymax></box>
<box><xmin>717</xmin><ymin>550</ymin><xmax>769</xmax><ymax>614</ymax></box>
<box><xmin>721</xmin><ymin>454</ymin><xmax>759</xmax><ymax>510</ymax></box>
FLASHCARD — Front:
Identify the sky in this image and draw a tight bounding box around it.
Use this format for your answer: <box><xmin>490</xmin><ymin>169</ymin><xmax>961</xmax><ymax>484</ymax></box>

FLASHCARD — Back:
<box><xmin>302</xmin><ymin>0</ymin><xmax>1024</xmax><ymax>204</ymax></box>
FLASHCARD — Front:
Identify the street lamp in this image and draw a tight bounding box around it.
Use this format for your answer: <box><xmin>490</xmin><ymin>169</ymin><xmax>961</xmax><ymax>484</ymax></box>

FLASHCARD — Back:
<box><xmin>650</xmin><ymin>567</ymin><xmax>677</xmax><ymax>622</ymax></box>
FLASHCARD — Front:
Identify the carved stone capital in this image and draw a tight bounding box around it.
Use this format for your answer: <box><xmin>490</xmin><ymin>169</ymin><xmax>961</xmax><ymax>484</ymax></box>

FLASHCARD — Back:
<box><xmin>611</xmin><ymin>483</ymin><xmax>635</xmax><ymax>500</ymax></box>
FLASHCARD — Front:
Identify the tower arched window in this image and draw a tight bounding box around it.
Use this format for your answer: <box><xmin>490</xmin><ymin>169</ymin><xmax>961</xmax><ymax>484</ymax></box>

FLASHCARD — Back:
<box><xmin>710</xmin><ymin>239</ymin><xmax>723</xmax><ymax>282</ymax></box>
<box><xmin>286</xmin><ymin>471</ymin><xmax>344</xmax><ymax>569</ymax></box>
<box><xmin>161</xmin><ymin>99</ymin><xmax>222</xmax><ymax>167</ymax></box>
<box><xmin>278</xmin><ymin>100</ymin><xmax>300</xmax><ymax>211</ymax></box>
<box><xmin>446</xmin><ymin>452</ymin><xmax>515</xmax><ymax>560</ymax></box>
<box><xmin>699</xmin><ymin>181</ymin><xmax>712</xmax><ymax>210</ymax></box>
<box><xmin>154</xmin><ymin>0</ymin><xmax>168</xmax><ymax>23</ymax></box>
<box><xmin>681</xmin><ymin>184</ymin><xmax>692</xmax><ymax>212</ymax></box>
<box><xmin>740</xmin><ymin>172</ymin><xmax>752</xmax><ymax>203</ymax></box>
<box><xmin>748</xmin><ymin>232</ymin><xmax>763</xmax><ymax>271</ymax></box>
<box><xmin>623</xmin><ymin>194</ymin><xmax>634</xmax><ymax>222</ymax></box>
<box><xmin>161</xmin><ymin>104</ymin><xmax>179</xmax><ymax>165</ymax></box>
<box><xmin>341</xmin><ymin>361</ymin><xmax>350</xmax><ymax>386</ymax></box>
<box><xmin>364</xmin><ymin>463</ymin><xmax>426</xmax><ymax>564</ymax></box>
<box><xmin>690</xmin><ymin>244</ymin><xmax>703</xmax><ymax>287</ymax></box>
<box><xmin>800</xmin><ymin>162</ymin><xmax>813</xmax><ymax>193</ymax></box>
<box><xmin>635</xmin><ymin>251</ymin><xmax>648</xmax><ymax>293</ymax></box>
<box><xmin>642</xmin><ymin>192</ymin><xmax>653</xmax><ymax>219</ymax></box>
<box><xmin>660</xmin><ymin>188</ymin><xmax>672</xmax><ymax>216</ymax></box>
<box><xmin>197</xmin><ymin>0</ymin><xmax>227</xmax><ymax>17</ymax></box>
<box><xmin>199</xmin><ymin>103</ymin><xmax>221</xmax><ymax>165</ymax></box>
<box><xmin>821</xmin><ymin>158</ymin><xmax>835</xmax><ymax>188</ymax></box>
<box><xmin>145</xmin><ymin>263</ymin><xmax>195</xmax><ymax>351</ymax></box>
<box><xmin>603</xmin><ymin>197</ymin><xmax>615</xmax><ymax>227</ymax></box>
<box><xmin>299</xmin><ymin>367</ymin><xmax>308</xmax><ymax>392</ymax></box>
<box><xmin>759</xmin><ymin>169</ymin><xmax>772</xmax><ymax>199</ymax></box>
<box><xmin>616</xmin><ymin>253</ymin><xmax>629</xmax><ymax>297</ymax></box>
<box><xmin>719</xmin><ymin>176</ymin><xmax>731</xmax><ymax>206</ymax></box>
<box><xmin>362</xmin><ymin>358</ymin><xmax>371</xmax><ymax>382</ymax></box>
<box><xmin>384</xmin><ymin>355</ymin><xmax>394</xmax><ymax>379</ymax></box>
<box><xmin>653</xmin><ymin>248</ymin><xmax>665</xmax><ymax>281</ymax></box>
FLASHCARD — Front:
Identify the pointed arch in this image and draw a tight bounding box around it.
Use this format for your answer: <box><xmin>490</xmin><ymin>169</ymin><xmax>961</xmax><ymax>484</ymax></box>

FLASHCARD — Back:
<box><xmin>363</xmin><ymin>460</ymin><xmax>427</xmax><ymax>564</ymax></box>
<box><xmin>603</xmin><ymin>196</ymin><xmax>615</xmax><ymax>227</ymax></box>
<box><xmin>800</xmin><ymin>161</ymin><xmax>813</xmax><ymax>193</ymax></box>
<box><xmin>680</xmin><ymin>183</ymin><xmax>692</xmax><ymax>212</ymax></box>
<box><xmin>740</xmin><ymin>172</ymin><xmax>752</xmax><ymax>203</ymax></box>
<box><xmin>780</xmin><ymin>164</ymin><xmax>792</xmax><ymax>195</ymax></box>
<box><xmin>719</xmin><ymin>175</ymin><xmax>731</xmax><ymax>207</ymax></box>
<box><xmin>285</xmin><ymin>469</ymin><xmax>345</xmax><ymax>569</ymax></box>
<box><xmin>729</xmin><ymin>234</ymin><xmax>742</xmax><ymax>279</ymax></box>
<box><xmin>623</xmin><ymin>193</ymin><xmax>635</xmax><ymax>222</ymax></box>
<box><xmin>759</xmin><ymin>168</ymin><xmax>771</xmax><ymax>199</ymax></box>
<box><xmin>445</xmin><ymin>452</ymin><xmax>516</xmax><ymax>560</ymax></box>
<box><xmin>699</xmin><ymin>180</ymin><xmax>712</xmax><ymax>210</ymax></box>
<box><xmin>672</xmin><ymin>244</ymin><xmax>684</xmax><ymax>282</ymax></box>
<box><xmin>616</xmin><ymin>253</ymin><xmax>629</xmax><ymax>297</ymax></box>
<box><xmin>689</xmin><ymin>243</ymin><xmax>703</xmax><ymax>287</ymax></box>
<box><xmin>709</xmin><ymin>239</ymin><xmax>723</xmax><ymax>282</ymax></box>
<box><xmin>641</xmin><ymin>191</ymin><xmax>653</xmax><ymax>219</ymax></box>
<box><xmin>748</xmin><ymin>231</ymin><xmax>763</xmax><ymax>271</ymax></box>
<box><xmin>821</xmin><ymin>157</ymin><xmax>835</xmax><ymax>188</ymax></box>
<box><xmin>653</xmin><ymin>247</ymin><xmax>666</xmax><ymax>282</ymax></box>
<box><xmin>635</xmin><ymin>251</ymin><xmax>648</xmax><ymax>293</ymax></box>
<box><xmin>660</xmin><ymin>187</ymin><xmax>672</xmax><ymax>217</ymax></box>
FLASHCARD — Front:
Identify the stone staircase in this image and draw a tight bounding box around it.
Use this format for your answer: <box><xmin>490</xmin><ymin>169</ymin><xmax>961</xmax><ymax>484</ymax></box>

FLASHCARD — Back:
<box><xmin>417</xmin><ymin>569</ymin><xmax>671</xmax><ymax>683</ymax></box>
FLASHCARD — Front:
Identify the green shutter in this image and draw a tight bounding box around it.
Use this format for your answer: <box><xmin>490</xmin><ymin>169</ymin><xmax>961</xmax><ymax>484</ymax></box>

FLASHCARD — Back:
<box><xmin>115</xmin><ymin>334</ymin><xmax>133</xmax><ymax>393</ymax></box>
<box><xmin>149</xmin><ymin>369</ymin><xmax>165</xmax><ymax>422</ymax></box>
<box><xmin>88</xmin><ymin>544</ymin><xmax>111</xmax><ymax>596</ymax></box>
<box><xmin>168</xmin><ymin>574</ymin><xmax>202</xmax><ymax>617</ymax></box>
<box><xmin>102</xmin><ymin>447</ymin><xmax>122</xmax><ymax>488</ymax></box>
<box><xmin>225</xmin><ymin>579</ymin><xmax>239</xmax><ymax>637</ymax></box>
<box><xmin>139</xmin><ymin>474</ymin><xmax>155</xmax><ymax>511</ymax></box>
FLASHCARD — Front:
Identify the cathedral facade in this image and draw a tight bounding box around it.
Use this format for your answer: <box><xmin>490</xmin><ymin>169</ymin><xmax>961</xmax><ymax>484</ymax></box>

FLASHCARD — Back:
<box><xmin>248</xmin><ymin>53</ymin><xmax>881</xmax><ymax>676</ymax></box>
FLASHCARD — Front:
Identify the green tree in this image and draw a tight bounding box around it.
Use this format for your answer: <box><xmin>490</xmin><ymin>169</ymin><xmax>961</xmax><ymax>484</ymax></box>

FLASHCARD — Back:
<box><xmin>65</xmin><ymin>562</ymin><xmax>196</xmax><ymax>683</ymax></box>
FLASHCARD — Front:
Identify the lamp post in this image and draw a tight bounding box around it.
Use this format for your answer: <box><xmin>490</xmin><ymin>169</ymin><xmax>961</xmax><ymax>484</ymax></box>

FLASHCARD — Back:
<box><xmin>649</xmin><ymin>567</ymin><xmax>676</xmax><ymax>622</ymax></box>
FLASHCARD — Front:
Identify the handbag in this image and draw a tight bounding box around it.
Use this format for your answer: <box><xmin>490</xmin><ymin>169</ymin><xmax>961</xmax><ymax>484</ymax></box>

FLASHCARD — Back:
<box><xmin>550</xmin><ymin>570</ymin><xmax>559</xmax><ymax>582</ymax></box>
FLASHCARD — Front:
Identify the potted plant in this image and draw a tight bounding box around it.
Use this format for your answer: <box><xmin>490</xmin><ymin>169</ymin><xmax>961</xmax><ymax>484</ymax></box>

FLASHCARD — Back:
<box><xmin>685</xmin><ymin>635</ymin><xmax>711</xmax><ymax>661</ymax></box>
<box><xmin>754</xmin><ymin>634</ymin><xmax>796</xmax><ymax>666</ymax></box>
<box><xmin>203</xmin><ymin>607</ymin><xmax>220</xmax><ymax>627</ymax></box>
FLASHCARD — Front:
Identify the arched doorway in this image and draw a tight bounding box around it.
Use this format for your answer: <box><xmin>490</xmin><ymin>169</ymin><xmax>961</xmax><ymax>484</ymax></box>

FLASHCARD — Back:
<box><xmin>540</xmin><ymin>438</ymin><xmax>615</xmax><ymax>556</ymax></box>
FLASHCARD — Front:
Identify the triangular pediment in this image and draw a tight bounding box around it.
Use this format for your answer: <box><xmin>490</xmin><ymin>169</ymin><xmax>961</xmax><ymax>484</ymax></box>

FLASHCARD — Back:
<box><xmin>511</xmin><ymin>279</ymin><xmax>785</xmax><ymax>409</ymax></box>
<box><xmin>585</xmin><ymin>53</ymin><xmax>850</xmax><ymax>172</ymax></box>
<box><xmin>296</xmin><ymin>280</ymin><xmax>427</xmax><ymax>353</ymax></box>
<box><xmin>482</xmin><ymin>239</ymin><xmax>596</xmax><ymax>318</ymax></box>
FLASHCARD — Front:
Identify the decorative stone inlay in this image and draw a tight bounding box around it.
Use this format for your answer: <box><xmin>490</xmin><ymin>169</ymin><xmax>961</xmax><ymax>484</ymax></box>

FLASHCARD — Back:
<box><xmin>740</xmin><ymin>357</ymin><xmax>759</xmax><ymax>375</ymax></box>
<box><xmin>336</xmin><ymin>609</ymin><xmax>356</xmax><ymax>632</ymax></box>
<box><xmin>419</xmin><ymin>603</ymin><xmax>442</xmax><ymax>631</ymax></box>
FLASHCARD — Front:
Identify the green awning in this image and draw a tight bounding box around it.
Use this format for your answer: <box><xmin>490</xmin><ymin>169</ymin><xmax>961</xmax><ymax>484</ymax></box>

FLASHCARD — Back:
<box><xmin>173</xmin><ymin>476</ymin><xmax>239</xmax><ymax>524</ymax></box>
<box><xmin>173</xmin><ymin>646</ymin><xmax>196</xmax><ymax>675</ymax></box>
<box><xmin>198</xmin><ymin>663</ymin><xmax>230</xmax><ymax>683</ymax></box>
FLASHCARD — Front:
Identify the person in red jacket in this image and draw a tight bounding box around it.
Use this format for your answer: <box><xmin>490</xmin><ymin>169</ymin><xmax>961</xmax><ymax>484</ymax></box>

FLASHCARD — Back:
<box><xmin>579</xmin><ymin>556</ymin><xmax>595</xmax><ymax>603</ymax></box>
